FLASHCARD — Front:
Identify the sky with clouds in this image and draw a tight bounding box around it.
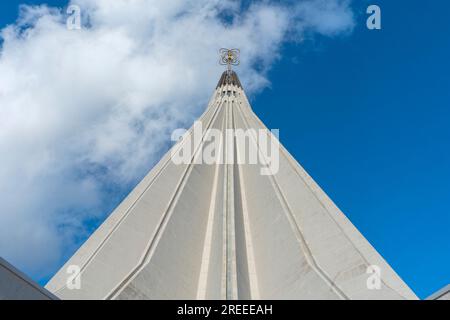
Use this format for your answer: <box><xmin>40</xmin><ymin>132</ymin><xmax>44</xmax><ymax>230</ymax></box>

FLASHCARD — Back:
<box><xmin>0</xmin><ymin>0</ymin><xmax>354</xmax><ymax>285</ymax></box>
<box><xmin>1</xmin><ymin>0</ymin><xmax>449</xmax><ymax>299</ymax></box>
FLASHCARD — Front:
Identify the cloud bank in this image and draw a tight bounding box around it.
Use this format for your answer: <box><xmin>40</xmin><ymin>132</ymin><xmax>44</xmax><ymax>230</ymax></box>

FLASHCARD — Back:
<box><xmin>0</xmin><ymin>0</ymin><xmax>354</xmax><ymax>282</ymax></box>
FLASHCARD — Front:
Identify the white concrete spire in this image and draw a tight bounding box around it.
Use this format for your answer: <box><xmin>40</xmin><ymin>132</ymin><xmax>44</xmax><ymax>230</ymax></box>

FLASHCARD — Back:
<box><xmin>46</xmin><ymin>71</ymin><xmax>417</xmax><ymax>300</ymax></box>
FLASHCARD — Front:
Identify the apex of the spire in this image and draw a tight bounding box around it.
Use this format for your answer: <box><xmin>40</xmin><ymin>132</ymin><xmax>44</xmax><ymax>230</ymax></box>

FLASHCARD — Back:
<box><xmin>216</xmin><ymin>70</ymin><xmax>242</xmax><ymax>89</ymax></box>
<box><xmin>217</xmin><ymin>48</ymin><xmax>242</xmax><ymax>89</ymax></box>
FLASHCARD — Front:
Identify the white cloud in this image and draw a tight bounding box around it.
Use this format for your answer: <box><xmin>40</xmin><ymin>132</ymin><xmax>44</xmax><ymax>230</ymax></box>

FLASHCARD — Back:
<box><xmin>294</xmin><ymin>0</ymin><xmax>355</xmax><ymax>36</ymax></box>
<box><xmin>0</xmin><ymin>0</ymin><xmax>354</xmax><ymax>282</ymax></box>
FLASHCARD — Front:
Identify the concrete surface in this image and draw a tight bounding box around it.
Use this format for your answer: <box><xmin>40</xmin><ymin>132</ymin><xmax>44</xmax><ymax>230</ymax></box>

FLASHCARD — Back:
<box><xmin>0</xmin><ymin>257</ymin><xmax>57</xmax><ymax>300</ymax></box>
<box><xmin>46</xmin><ymin>71</ymin><xmax>418</xmax><ymax>300</ymax></box>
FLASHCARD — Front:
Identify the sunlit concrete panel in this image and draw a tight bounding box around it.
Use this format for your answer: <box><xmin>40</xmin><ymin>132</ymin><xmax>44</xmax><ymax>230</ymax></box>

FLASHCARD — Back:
<box><xmin>46</xmin><ymin>71</ymin><xmax>418</xmax><ymax>300</ymax></box>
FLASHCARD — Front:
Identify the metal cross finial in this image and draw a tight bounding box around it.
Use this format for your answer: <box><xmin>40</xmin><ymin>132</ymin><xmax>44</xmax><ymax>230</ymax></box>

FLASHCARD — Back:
<box><xmin>219</xmin><ymin>48</ymin><xmax>240</xmax><ymax>73</ymax></box>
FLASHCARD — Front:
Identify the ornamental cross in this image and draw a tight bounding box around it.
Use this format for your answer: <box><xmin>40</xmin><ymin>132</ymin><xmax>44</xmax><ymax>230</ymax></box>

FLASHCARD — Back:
<box><xmin>219</xmin><ymin>48</ymin><xmax>240</xmax><ymax>73</ymax></box>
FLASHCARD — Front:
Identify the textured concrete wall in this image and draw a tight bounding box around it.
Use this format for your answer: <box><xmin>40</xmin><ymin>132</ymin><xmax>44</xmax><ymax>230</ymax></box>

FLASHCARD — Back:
<box><xmin>0</xmin><ymin>258</ymin><xmax>56</xmax><ymax>300</ymax></box>
<box><xmin>46</xmin><ymin>71</ymin><xmax>418</xmax><ymax>300</ymax></box>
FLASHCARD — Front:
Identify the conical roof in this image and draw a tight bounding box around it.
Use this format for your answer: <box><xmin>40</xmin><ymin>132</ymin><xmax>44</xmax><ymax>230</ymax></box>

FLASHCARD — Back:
<box><xmin>46</xmin><ymin>71</ymin><xmax>417</xmax><ymax>300</ymax></box>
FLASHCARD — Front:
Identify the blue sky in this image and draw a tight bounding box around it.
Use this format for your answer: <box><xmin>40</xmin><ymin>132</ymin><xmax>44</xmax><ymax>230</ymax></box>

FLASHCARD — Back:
<box><xmin>0</xmin><ymin>0</ymin><xmax>448</xmax><ymax>299</ymax></box>
<box><xmin>255</xmin><ymin>1</ymin><xmax>450</xmax><ymax>299</ymax></box>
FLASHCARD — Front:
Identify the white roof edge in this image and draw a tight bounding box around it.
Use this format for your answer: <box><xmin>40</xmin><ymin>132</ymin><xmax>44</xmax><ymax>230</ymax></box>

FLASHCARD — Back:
<box><xmin>0</xmin><ymin>257</ymin><xmax>58</xmax><ymax>300</ymax></box>
<box><xmin>426</xmin><ymin>284</ymin><xmax>450</xmax><ymax>300</ymax></box>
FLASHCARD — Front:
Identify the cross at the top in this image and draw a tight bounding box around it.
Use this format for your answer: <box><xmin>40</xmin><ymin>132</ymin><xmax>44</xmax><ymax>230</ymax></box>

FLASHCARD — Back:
<box><xmin>219</xmin><ymin>48</ymin><xmax>240</xmax><ymax>73</ymax></box>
